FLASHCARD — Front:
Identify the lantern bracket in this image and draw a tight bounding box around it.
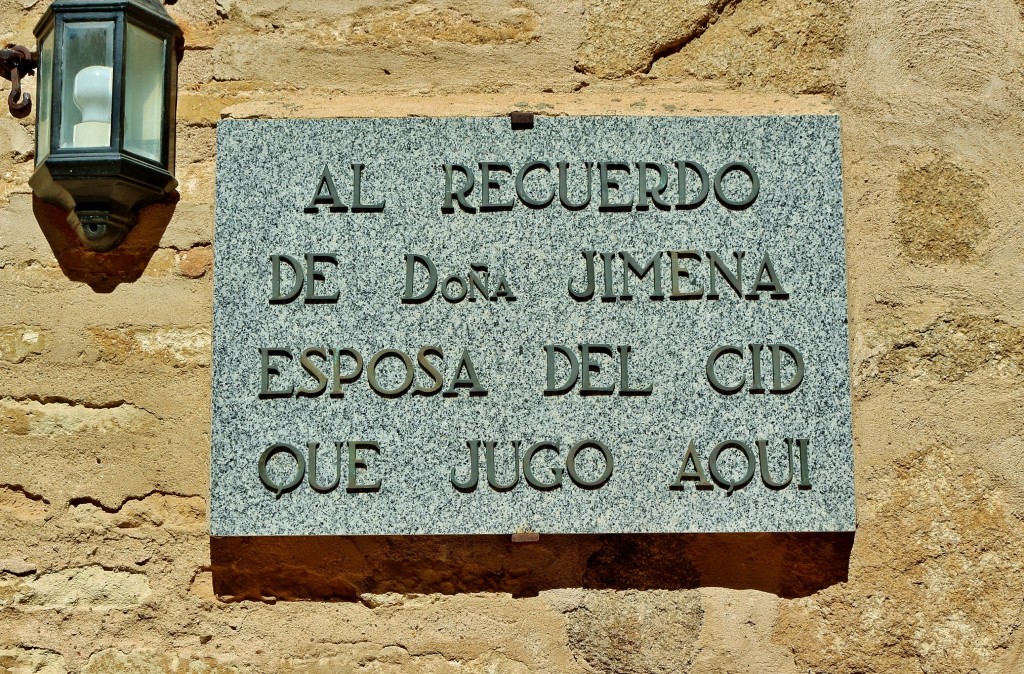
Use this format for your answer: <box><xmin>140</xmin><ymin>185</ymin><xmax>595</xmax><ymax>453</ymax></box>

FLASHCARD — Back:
<box><xmin>0</xmin><ymin>44</ymin><xmax>37</xmax><ymax>119</ymax></box>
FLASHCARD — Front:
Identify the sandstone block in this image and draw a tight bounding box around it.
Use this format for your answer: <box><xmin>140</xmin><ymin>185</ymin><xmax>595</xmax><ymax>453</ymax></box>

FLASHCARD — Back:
<box><xmin>0</xmin><ymin>648</ymin><xmax>67</xmax><ymax>674</ymax></box>
<box><xmin>82</xmin><ymin>650</ymin><xmax>246</xmax><ymax>674</ymax></box>
<box><xmin>0</xmin><ymin>398</ymin><xmax>155</xmax><ymax>436</ymax></box>
<box><xmin>564</xmin><ymin>589</ymin><xmax>703</xmax><ymax>673</ymax></box>
<box><xmin>20</xmin><ymin>566</ymin><xmax>151</xmax><ymax>610</ymax></box>
<box><xmin>0</xmin><ymin>326</ymin><xmax>46</xmax><ymax>363</ymax></box>
<box><xmin>0</xmin><ymin>485</ymin><xmax>48</xmax><ymax>521</ymax></box>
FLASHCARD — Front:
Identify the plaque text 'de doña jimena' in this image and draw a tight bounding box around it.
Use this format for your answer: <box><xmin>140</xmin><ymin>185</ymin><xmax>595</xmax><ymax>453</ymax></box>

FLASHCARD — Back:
<box><xmin>211</xmin><ymin>115</ymin><xmax>854</xmax><ymax>536</ymax></box>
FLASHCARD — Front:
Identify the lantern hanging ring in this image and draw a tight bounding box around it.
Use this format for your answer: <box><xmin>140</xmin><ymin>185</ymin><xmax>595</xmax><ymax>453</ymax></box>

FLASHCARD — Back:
<box><xmin>0</xmin><ymin>44</ymin><xmax>37</xmax><ymax>118</ymax></box>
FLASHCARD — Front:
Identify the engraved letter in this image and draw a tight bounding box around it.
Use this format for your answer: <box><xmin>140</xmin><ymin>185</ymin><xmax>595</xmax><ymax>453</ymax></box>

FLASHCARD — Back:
<box><xmin>367</xmin><ymin>349</ymin><xmax>415</xmax><ymax>397</ymax></box>
<box><xmin>443</xmin><ymin>163</ymin><xmax>476</xmax><ymax>212</ymax></box>
<box><xmin>796</xmin><ymin>438</ymin><xmax>811</xmax><ymax>488</ymax></box>
<box><xmin>706</xmin><ymin>345</ymin><xmax>744</xmax><ymax>395</ymax></box>
<box><xmin>485</xmin><ymin>440</ymin><xmax>520</xmax><ymax>492</ymax></box>
<box><xmin>757</xmin><ymin>438</ymin><xmax>794</xmax><ymax>490</ymax></box>
<box><xmin>675</xmin><ymin>160</ymin><xmax>710</xmax><ymax>209</ymax></box>
<box><xmin>516</xmin><ymin>160</ymin><xmax>554</xmax><ymax>208</ymax></box>
<box><xmin>670</xmin><ymin>441</ymin><xmax>712</xmax><ymax>490</ymax></box>
<box><xmin>545</xmin><ymin>345</ymin><xmax>579</xmax><ymax>395</ymax></box>
<box><xmin>620</xmin><ymin>252</ymin><xmax>664</xmax><ymax>300</ymax></box>
<box><xmin>566</xmin><ymin>439</ymin><xmax>613</xmax><ymax>489</ymax></box>
<box><xmin>706</xmin><ymin>251</ymin><xmax>744</xmax><ymax>300</ymax></box>
<box><xmin>708</xmin><ymin>440</ymin><xmax>756</xmax><ymax>495</ymax></box>
<box><xmin>769</xmin><ymin>344</ymin><xmax>805</xmax><ymax>394</ymax></box>
<box><xmin>297</xmin><ymin>347</ymin><xmax>329</xmax><ymax>397</ymax></box>
<box><xmin>259</xmin><ymin>347</ymin><xmax>294</xmax><ymax>398</ymax></box>
<box><xmin>451</xmin><ymin>439</ymin><xmax>480</xmax><ymax>492</ymax></box>
<box><xmin>523</xmin><ymin>442</ymin><xmax>563</xmax><ymax>490</ymax></box>
<box><xmin>270</xmin><ymin>254</ymin><xmax>304</xmax><ymax>304</ymax></box>
<box><xmin>329</xmin><ymin>348</ymin><xmax>363</xmax><ymax>397</ymax></box>
<box><xmin>479</xmin><ymin>162</ymin><xmax>514</xmax><ymax>211</ymax></box>
<box><xmin>557</xmin><ymin>161</ymin><xmax>593</xmax><ymax>210</ymax></box>
<box><xmin>305</xmin><ymin>164</ymin><xmax>346</xmax><ymax>213</ymax></box>
<box><xmin>636</xmin><ymin>162</ymin><xmax>672</xmax><ymax>210</ymax></box>
<box><xmin>568</xmin><ymin>251</ymin><xmax>597</xmax><ymax>301</ymax></box>
<box><xmin>351</xmin><ymin>162</ymin><xmax>386</xmax><ymax>212</ymax></box>
<box><xmin>669</xmin><ymin>251</ymin><xmax>703</xmax><ymax>299</ymax></box>
<box><xmin>258</xmin><ymin>443</ymin><xmax>306</xmax><ymax>498</ymax></box>
<box><xmin>414</xmin><ymin>346</ymin><xmax>444</xmax><ymax>396</ymax></box>
<box><xmin>347</xmin><ymin>440</ymin><xmax>382</xmax><ymax>492</ymax></box>
<box><xmin>402</xmin><ymin>254</ymin><xmax>438</xmax><ymax>303</ymax></box>
<box><xmin>746</xmin><ymin>253</ymin><xmax>790</xmax><ymax>299</ymax></box>
<box><xmin>467</xmin><ymin>264</ymin><xmax>489</xmax><ymax>301</ymax></box>
<box><xmin>580</xmin><ymin>343</ymin><xmax>616</xmax><ymax>395</ymax></box>
<box><xmin>748</xmin><ymin>343</ymin><xmax>765</xmax><ymax>394</ymax></box>
<box><xmin>304</xmin><ymin>253</ymin><xmax>339</xmax><ymax>303</ymax></box>
<box><xmin>307</xmin><ymin>441</ymin><xmax>342</xmax><ymax>492</ymax></box>
<box><xmin>444</xmin><ymin>349</ymin><xmax>487</xmax><ymax>396</ymax></box>
<box><xmin>598</xmin><ymin>161</ymin><xmax>633</xmax><ymax>211</ymax></box>
<box><xmin>618</xmin><ymin>345</ymin><xmax>653</xmax><ymax>395</ymax></box>
<box><xmin>713</xmin><ymin>162</ymin><xmax>759</xmax><ymax>209</ymax></box>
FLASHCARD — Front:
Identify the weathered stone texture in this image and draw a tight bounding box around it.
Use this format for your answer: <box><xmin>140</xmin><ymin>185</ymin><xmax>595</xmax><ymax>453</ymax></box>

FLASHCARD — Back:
<box><xmin>1</xmin><ymin>566</ymin><xmax>150</xmax><ymax>611</ymax></box>
<box><xmin>0</xmin><ymin>648</ymin><xmax>66</xmax><ymax>674</ymax></box>
<box><xmin>81</xmin><ymin>649</ymin><xmax>246</xmax><ymax>674</ymax></box>
<box><xmin>650</xmin><ymin>0</ymin><xmax>849</xmax><ymax>95</ymax></box>
<box><xmin>776</xmin><ymin>446</ymin><xmax>1024</xmax><ymax>673</ymax></box>
<box><xmin>562</xmin><ymin>590</ymin><xmax>703</xmax><ymax>673</ymax></box>
<box><xmin>0</xmin><ymin>485</ymin><xmax>48</xmax><ymax>520</ymax></box>
<box><xmin>0</xmin><ymin>326</ymin><xmax>45</xmax><ymax>364</ymax></box>
<box><xmin>897</xmin><ymin>158</ymin><xmax>989</xmax><ymax>263</ymax></box>
<box><xmin>577</xmin><ymin>0</ymin><xmax>734</xmax><ymax>78</ymax></box>
<box><xmin>0</xmin><ymin>0</ymin><xmax>1022</xmax><ymax>671</ymax></box>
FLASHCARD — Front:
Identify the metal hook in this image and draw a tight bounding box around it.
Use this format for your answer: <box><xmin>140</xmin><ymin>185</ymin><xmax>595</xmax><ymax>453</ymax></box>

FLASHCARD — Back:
<box><xmin>8</xmin><ymin>68</ymin><xmax>30</xmax><ymax>118</ymax></box>
<box><xmin>1</xmin><ymin>45</ymin><xmax>37</xmax><ymax>119</ymax></box>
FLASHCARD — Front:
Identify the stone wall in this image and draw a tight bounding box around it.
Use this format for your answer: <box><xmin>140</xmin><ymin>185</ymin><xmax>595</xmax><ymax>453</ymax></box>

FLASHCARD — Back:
<box><xmin>1</xmin><ymin>0</ymin><xmax>1023</xmax><ymax>672</ymax></box>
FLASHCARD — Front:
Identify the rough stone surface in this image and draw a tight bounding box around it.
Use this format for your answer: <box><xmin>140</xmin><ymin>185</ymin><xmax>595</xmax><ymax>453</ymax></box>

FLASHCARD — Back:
<box><xmin>897</xmin><ymin>158</ymin><xmax>989</xmax><ymax>263</ymax></box>
<box><xmin>0</xmin><ymin>485</ymin><xmax>48</xmax><ymax>520</ymax></box>
<box><xmin>0</xmin><ymin>0</ymin><xmax>1022</xmax><ymax>671</ymax></box>
<box><xmin>0</xmin><ymin>648</ymin><xmax>67</xmax><ymax>674</ymax></box>
<box><xmin>0</xmin><ymin>326</ymin><xmax>45</xmax><ymax>363</ymax></box>
<box><xmin>577</xmin><ymin>0</ymin><xmax>734</xmax><ymax>78</ymax></box>
<box><xmin>776</xmin><ymin>445</ymin><xmax>1024</xmax><ymax>673</ymax></box>
<box><xmin>81</xmin><ymin>650</ymin><xmax>246</xmax><ymax>674</ymax></box>
<box><xmin>10</xmin><ymin>566</ymin><xmax>151</xmax><ymax>610</ymax></box>
<box><xmin>563</xmin><ymin>590</ymin><xmax>703</xmax><ymax>673</ymax></box>
<box><xmin>651</xmin><ymin>0</ymin><xmax>850</xmax><ymax>95</ymax></box>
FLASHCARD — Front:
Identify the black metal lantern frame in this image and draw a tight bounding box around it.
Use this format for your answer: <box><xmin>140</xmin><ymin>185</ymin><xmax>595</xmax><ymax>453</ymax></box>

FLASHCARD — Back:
<box><xmin>27</xmin><ymin>0</ymin><xmax>183</xmax><ymax>252</ymax></box>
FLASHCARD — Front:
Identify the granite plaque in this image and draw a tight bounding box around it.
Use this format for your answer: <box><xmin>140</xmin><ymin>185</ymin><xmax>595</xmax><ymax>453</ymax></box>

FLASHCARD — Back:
<box><xmin>211</xmin><ymin>115</ymin><xmax>854</xmax><ymax>536</ymax></box>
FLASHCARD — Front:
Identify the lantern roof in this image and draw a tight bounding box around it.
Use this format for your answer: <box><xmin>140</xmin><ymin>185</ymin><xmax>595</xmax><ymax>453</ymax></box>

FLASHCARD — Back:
<box><xmin>34</xmin><ymin>0</ymin><xmax>183</xmax><ymax>42</ymax></box>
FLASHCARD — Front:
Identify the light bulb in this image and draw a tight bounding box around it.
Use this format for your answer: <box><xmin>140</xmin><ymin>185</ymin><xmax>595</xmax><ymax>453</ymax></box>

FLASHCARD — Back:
<box><xmin>72</xmin><ymin>65</ymin><xmax>112</xmax><ymax>147</ymax></box>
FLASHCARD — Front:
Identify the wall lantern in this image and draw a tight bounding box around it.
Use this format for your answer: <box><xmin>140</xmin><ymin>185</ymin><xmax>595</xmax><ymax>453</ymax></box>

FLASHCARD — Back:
<box><xmin>1</xmin><ymin>0</ymin><xmax>183</xmax><ymax>252</ymax></box>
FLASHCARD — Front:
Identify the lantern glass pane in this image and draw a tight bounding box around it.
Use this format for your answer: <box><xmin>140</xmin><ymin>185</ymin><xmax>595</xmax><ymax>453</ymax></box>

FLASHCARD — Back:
<box><xmin>124</xmin><ymin>24</ymin><xmax>166</xmax><ymax>163</ymax></box>
<box><xmin>36</xmin><ymin>29</ymin><xmax>54</xmax><ymax>163</ymax></box>
<box><xmin>59</xmin><ymin>21</ymin><xmax>114</xmax><ymax>150</ymax></box>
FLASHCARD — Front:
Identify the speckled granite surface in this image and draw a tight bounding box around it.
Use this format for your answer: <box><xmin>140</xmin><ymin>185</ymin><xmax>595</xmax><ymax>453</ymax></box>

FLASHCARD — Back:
<box><xmin>211</xmin><ymin>116</ymin><xmax>853</xmax><ymax>535</ymax></box>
